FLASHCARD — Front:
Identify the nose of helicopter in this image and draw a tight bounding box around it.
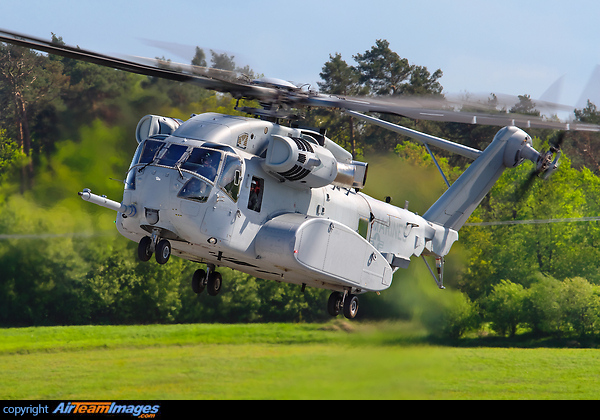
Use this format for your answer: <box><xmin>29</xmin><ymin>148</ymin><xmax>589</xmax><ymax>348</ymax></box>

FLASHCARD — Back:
<box><xmin>135</xmin><ymin>167</ymin><xmax>185</xmax><ymax>231</ymax></box>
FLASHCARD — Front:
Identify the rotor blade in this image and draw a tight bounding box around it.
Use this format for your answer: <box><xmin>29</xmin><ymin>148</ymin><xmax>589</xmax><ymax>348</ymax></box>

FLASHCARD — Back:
<box><xmin>576</xmin><ymin>65</ymin><xmax>600</xmax><ymax>109</ymax></box>
<box><xmin>464</xmin><ymin>216</ymin><xmax>600</xmax><ymax>226</ymax></box>
<box><xmin>4</xmin><ymin>28</ymin><xmax>600</xmax><ymax>131</ymax></box>
<box><xmin>345</xmin><ymin>109</ymin><xmax>483</xmax><ymax>160</ymax></box>
<box><xmin>0</xmin><ymin>29</ymin><xmax>191</xmax><ymax>81</ymax></box>
<box><xmin>140</xmin><ymin>38</ymin><xmax>200</xmax><ymax>62</ymax></box>
<box><xmin>126</xmin><ymin>55</ymin><xmax>247</xmax><ymax>84</ymax></box>
<box><xmin>514</xmin><ymin>168</ymin><xmax>540</xmax><ymax>200</ymax></box>
<box><xmin>554</xmin><ymin>131</ymin><xmax>566</xmax><ymax>149</ymax></box>
<box><xmin>304</xmin><ymin>94</ymin><xmax>600</xmax><ymax>132</ymax></box>
<box><xmin>0</xmin><ymin>28</ymin><xmax>277</xmax><ymax>101</ymax></box>
<box><xmin>442</xmin><ymin>91</ymin><xmax>575</xmax><ymax>116</ymax></box>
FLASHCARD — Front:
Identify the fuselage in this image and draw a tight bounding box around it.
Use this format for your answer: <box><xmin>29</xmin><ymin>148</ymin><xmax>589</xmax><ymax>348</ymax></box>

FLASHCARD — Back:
<box><xmin>115</xmin><ymin>112</ymin><xmax>447</xmax><ymax>293</ymax></box>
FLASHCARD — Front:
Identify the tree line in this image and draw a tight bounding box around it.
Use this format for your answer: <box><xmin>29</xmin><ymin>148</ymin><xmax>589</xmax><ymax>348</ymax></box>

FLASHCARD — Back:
<box><xmin>1</xmin><ymin>37</ymin><xmax>600</xmax><ymax>342</ymax></box>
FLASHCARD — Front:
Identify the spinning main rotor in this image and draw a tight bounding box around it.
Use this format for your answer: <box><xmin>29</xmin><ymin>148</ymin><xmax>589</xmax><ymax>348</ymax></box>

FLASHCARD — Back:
<box><xmin>1</xmin><ymin>28</ymin><xmax>599</xmax><ymax>133</ymax></box>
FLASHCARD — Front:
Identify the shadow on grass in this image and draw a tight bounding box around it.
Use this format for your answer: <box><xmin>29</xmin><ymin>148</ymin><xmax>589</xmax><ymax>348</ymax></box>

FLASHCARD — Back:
<box><xmin>438</xmin><ymin>333</ymin><xmax>600</xmax><ymax>349</ymax></box>
<box><xmin>342</xmin><ymin>320</ymin><xmax>600</xmax><ymax>349</ymax></box>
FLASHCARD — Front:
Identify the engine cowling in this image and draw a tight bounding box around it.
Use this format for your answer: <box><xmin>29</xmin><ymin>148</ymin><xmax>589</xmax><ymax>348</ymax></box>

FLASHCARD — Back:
<box><xmin>261</xmin><ymin>135</ymin><xmax>367</xmax><ymax>189</ymax></box>
<box><xmin>135</xmin><ymin>115</ymin><xmax>183</xmax><ymax>143</ymax></box>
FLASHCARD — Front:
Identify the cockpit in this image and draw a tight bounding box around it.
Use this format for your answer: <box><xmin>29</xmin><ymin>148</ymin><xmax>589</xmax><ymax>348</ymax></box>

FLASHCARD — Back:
<box><xmin>126</xmin><ymin>136</ymin><xmax>242</xmax><ymax>203</ymax></box>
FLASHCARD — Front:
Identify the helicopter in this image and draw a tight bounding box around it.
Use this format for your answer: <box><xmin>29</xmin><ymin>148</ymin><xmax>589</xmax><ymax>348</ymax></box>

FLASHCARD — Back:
<box><xmin>2</xmin><ymin>29</ymin><xmax>600</xmax><ymax>320</ymax></box>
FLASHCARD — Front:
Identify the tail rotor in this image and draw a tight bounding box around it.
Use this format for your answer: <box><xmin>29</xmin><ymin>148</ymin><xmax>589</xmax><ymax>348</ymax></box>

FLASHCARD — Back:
<box><xmin>516</xmin><ymin>131</ymin><xmax>565</xmax><ymax>199</ymax></box>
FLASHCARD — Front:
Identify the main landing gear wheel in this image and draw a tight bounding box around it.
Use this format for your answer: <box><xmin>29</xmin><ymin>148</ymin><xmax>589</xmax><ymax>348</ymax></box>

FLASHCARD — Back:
<box><xmin>191</xmin><ymin>267</ymin><xmax>222</xmax><ymax>296</ymax></box>
<box><xmin>327</xmin><ymin>292</ymin><xmax>343</xmax><ymax>317</ymax></box>
<box><xmin>155</xmin><ymin>239</ymin><xmax>171</xmax><ymax>264</ymax></box>
<box><xmin>343</xmin><ymin>294</ymin><xmax>359</xmax><ymax>319</ymax></box>
<box><xmin>207</xmin><ymin>271</ymin><xmax>222</xmax><ymax>296</ymax></box>
<box><xmin>327</xmin><ymin>291</ymin><xmax>359</xmax><ymax>319</ymax></box>
<box><xmin>192</xmin><ymin>269</ymin><xmax>206</xmax><ymax>294</ymax></box>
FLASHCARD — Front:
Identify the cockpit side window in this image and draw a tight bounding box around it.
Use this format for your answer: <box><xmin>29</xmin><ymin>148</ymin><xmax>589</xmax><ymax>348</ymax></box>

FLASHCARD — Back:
<box><xmin>125</xmin><ymin>142</ymin><xmax>143</xmax><ymax>190</ymax></box>
<box><xmin>125</xmin><ymin>139</ymin><xmax>164</xmax><ymax>190</ymax></box>
<box><xmin>180</xmin><ymin>147</ymin><xmax>221</xmax><ymax>183</ymax></box>
<box><xmin>218</xmin><ymin>154</ymin><xmax>242</xmax><ymax>202</ymax></box>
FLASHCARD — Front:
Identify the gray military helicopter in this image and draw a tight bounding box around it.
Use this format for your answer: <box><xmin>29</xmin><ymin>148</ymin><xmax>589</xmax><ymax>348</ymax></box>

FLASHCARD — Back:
<box><xmin>2</xmin><ymin>29</ymin><xmax>599</xmax><ymax>319</ymax></box>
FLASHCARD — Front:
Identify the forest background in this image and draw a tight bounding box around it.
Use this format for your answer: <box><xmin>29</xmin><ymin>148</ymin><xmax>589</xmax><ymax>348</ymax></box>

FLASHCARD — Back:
<box><xmin>1</xmin><ymin>36</ymin><xmax>600</xmax><ymax>341</ymax></box>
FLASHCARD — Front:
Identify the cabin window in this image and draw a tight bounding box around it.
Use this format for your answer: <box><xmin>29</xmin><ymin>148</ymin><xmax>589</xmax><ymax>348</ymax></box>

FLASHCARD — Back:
<box><xmin>358</xmin><ymin>217</ymin><xmax>369</xmax><ymax>240</ymax></box>
<box><xmin>178</xmin><ymin>177</ymin><xmax>212</xmax><ymax>203</ymax></box>
<box><xmin>180</xmin><ymin>147</ymin><xmax>222</xmax><ymax>182</ymax></box>
<box><xmin>218</xmin><ymin>154</ymin><xmax>242</xmax><ymax>202</ymax></box>
<box><xmin>248</xmin><ymin>176</ymin><xmax>264</xmax><ymax>213</ymax></box>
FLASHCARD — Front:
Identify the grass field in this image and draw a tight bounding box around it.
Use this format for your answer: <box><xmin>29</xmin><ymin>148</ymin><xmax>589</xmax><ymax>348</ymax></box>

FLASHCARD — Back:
<box><xmin>1</xmin><ymin>321</ymin><xmax>599</xmax><ymax>399</ymax></box>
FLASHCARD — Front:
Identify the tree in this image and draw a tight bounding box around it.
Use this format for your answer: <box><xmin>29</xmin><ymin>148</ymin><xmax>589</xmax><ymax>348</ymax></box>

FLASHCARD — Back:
<box><xmin>51</xmin><ymin>34</ymin><xmax>136</xmax><ymax>125</ymax></box>
<box><xmin>353</xmin><ymin>39</ymin><xmax>412</xmax><ymax>96</ymax></box>
<box><xmin>353</xmin><ymin>39</ymin><xmax>443</xmax><ymax>98</ymax></box>
<box><xmin>0</xmin><ymin>129</ymin><xmax>23</xmax><ymax>184</ymax></box>
<box><xmin>318</xmin><ymin>53</ymin><xmax>361</xmax><ymax>96</ymax></box>
<box><xmin>509</xmin><ymin>94</ymin><xmax>540</xmax><ymax>116</ymax></box>
<box><xmin>316</xmin><ymin>53</ymin><xmax>368</xmax><ymax>158</ymax></box>
<box><xmin>574</xmin><ymin>100</ymin><xmax>600</xmax><ymax>124</ymax></box>
<box><xmin>352</xmin><ymin>40</ymin><xmax>445</xmax><ymax>153</ymax></box>
<box><xmin>560</xmin><ymin>277</ymin><xmax>600</xmax><ymax>338</ymax></box>
<box><xmin>482</xmin><ymin>280</ymin><xmax>527</xmax><ymax>337</ymax></box>
<box><xmin>569</xmin><ymin>100</ymin><xmax>600</xmax><ymax>172</ymax></box>
<box><xmin>460</xmin><ymin>144</ymin><xmax>600</xmax><ymax>300</ymax></box>
<box><xmin>210</xmin><ymin>50</ymin><xmax>236</xmax><ymax>71</ymax></box>
<box><xmin>420</xmin><ymin>291</ymin><xmax>480</xmax><ymax>339</ymax></box>
<box><xmin>405</xmin><ymin>65</ymin><xmax>443</xmax><ymax>96</ymax></box>
<box><xmin>0</xmin><ymin>43</ymin><xmax>67</xmax><ymax>190</ymax></box>
<box><xmin>524</xmin><ymin>275</ymin><xmax>563</xmax><ymax>336</ymax></box>
<box><xmin>191</xmin><ymin>46</ymin><xmax>207</xmax><ymax>68</ymax></box>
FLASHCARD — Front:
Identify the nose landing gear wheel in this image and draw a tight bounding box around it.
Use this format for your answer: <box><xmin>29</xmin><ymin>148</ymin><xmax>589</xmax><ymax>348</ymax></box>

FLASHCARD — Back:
<box><xmin>138</xmin><ymin>236</ymin><xmax>152</xmax><ymax>262</ymax></box>
<box><xmin>155</xmin><ymin>239</ymin><xmax>171</xmax><ymax>264</ymax></box>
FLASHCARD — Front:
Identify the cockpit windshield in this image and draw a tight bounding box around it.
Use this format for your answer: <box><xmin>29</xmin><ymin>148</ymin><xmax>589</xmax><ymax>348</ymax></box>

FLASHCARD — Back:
<box><xmin>139</xmin><ymin>139</ymin><xmax>164</xmax><ymax>164</ymax></box>
<box><xmin>156</xmin><ymin>144</ymin><xmax>187</xmax><ymax>167</ymax></box>
<box><xmin>127</xmin><ymin>139</ymin><xmax>230</xmax><ymax>190</ymax></box>
<box><xmin>137</xmin><ymin>141</ymin><xmax>223</xmax><ymax>182</ymax></box>
<box><xmin>180</xmin><ymin>148</ymin><xmax>222</xmax><ymax>183</ymax></box>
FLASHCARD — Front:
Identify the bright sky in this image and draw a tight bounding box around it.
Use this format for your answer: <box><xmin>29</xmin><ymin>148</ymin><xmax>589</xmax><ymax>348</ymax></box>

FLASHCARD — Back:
<box><xmin>2</xmin><ymin>0</ymin><xmax>599</xmax><ymax>116</ymax></box>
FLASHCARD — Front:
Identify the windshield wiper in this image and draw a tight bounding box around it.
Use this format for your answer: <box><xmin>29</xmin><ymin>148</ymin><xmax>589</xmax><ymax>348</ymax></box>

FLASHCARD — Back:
<box><xmin>175</xmin><ymin>163</ymin><xmax>184</xmax><ymax>180</ymax></box>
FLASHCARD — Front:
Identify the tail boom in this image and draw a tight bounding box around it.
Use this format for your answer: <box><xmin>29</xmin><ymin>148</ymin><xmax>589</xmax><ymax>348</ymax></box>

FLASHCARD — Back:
<box><xmin>423</xmin><ymin>126</ymin><xmax>535</xmax><ymax>231</ymax></box>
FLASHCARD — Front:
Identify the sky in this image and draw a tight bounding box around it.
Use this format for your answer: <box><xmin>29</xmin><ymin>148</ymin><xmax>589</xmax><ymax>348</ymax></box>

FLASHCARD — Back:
<box><xmin>1</xmin><ymin>0</ymin><xmax>599</xmax><ymax>119</ymax></box>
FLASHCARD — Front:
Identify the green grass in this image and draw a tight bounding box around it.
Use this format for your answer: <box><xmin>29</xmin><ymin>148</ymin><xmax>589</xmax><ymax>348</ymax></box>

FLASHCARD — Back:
<box><xmin>1</xmin><ymin>322</ymin><xmax>599</xmax><ymax>399</ymax></box>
